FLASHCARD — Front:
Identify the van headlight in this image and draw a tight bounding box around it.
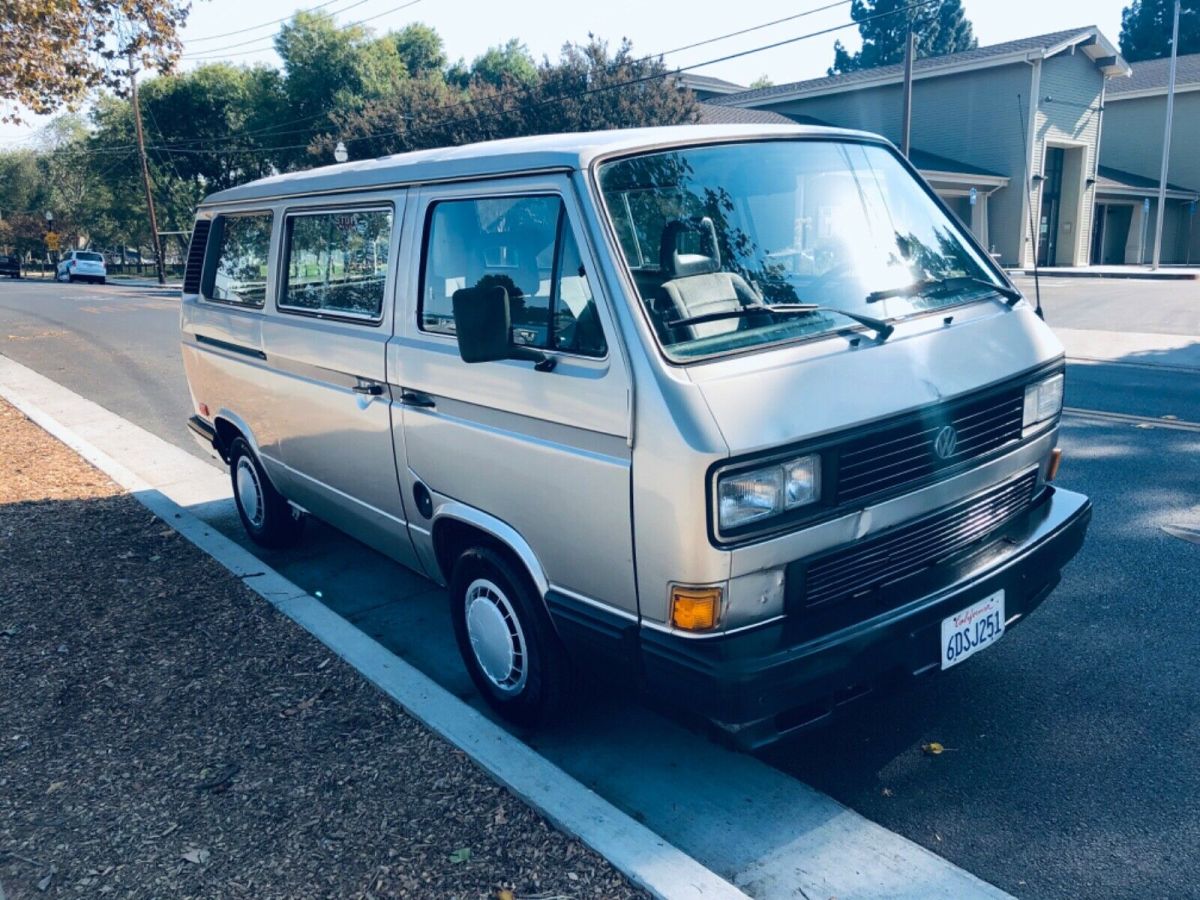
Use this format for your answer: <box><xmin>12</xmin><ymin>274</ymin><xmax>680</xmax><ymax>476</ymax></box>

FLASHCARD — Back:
<box><xmin>718</xmin><ymin>455</ymin><xmax>821</xmax><ymax>531</ymax></box>
<box><xmin>1023</xmin><ymin>373</ymin><xmax>1064</xmax><ymax>427</ymax></box>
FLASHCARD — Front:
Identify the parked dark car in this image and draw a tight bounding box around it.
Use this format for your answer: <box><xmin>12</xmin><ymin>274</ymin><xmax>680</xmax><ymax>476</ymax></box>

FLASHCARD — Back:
<box><xmin>0</xmin><ymin>253</ymin><xmax>20</xmax><ymax>278</ymax></box>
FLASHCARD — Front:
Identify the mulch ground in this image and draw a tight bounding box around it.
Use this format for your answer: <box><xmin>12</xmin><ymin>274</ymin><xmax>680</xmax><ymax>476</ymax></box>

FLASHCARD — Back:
<box><xmin>0</xmin><ymin>398</ymin><xmax>645</xmax><ymax>899</ymax></box>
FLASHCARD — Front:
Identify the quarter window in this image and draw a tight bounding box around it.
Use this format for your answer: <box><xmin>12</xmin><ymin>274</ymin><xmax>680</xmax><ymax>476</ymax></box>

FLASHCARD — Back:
<box><xmin>280</xmin><ymin>208</ymin><xmax>392</xmax><ymax>319</ymax></box>
<box><xmin>420</xmin><ymin>196</ymin><xmax>606</xmax><ymax>357</ymax></box>
<box><xmin>204</xmin><ymin>213</ymin><xmax>273</xmax><ymax>307</ymax></box>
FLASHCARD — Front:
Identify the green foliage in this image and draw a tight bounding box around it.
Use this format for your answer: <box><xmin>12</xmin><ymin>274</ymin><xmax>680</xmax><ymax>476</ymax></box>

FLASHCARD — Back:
<box><xmin>393</xmin><ymin>23</ymin><xmax>447</xmax><ymax>77</ymax></box>
<box><xmin>1119</xmin><ymin>1</ymin><xmax>1200</xmax><ymax>62</ymax></box>
<box><xmin>828</xmin><ymin>0</ymin><xmax>977</xmax><ymax>75</ymax></box>
<box><xmin>0</xmin><ymin>20</ymin><xmax>700</xmax><ymax>256</ymax></box>
<box><xmin>465</xmin><ymin>39</ymin><xmax>539</xmax><ymax>88</ymax></box>
<box><xmin>318</xmin><ymin>36</ymin><xmax>697</xmax><ymax>159</ymax></box>
<box><xmin>749</xmin><ymin>75</ymin><xmax>774</xmax><ymax>89</ymax></box>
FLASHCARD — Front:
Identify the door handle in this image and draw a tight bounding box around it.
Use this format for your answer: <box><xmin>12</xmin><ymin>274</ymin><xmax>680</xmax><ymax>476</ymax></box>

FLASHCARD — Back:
<box><xmin>401</xmin><ymin>390</ymin><xmax>436</xmax><ymax>409</ymax></box>
<box><xmin>353</xmin><ymin>380</ymin><xmax>385</xmax><ymax>396</ymax></box>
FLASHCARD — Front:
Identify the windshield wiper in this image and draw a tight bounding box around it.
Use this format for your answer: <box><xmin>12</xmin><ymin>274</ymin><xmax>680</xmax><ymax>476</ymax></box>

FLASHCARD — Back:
<box><xmin>866</xmin><ymin>276</ymin><xmax>1022</xmax><ymax>306</ymax></box>
<box><xmin>665</xmin><ymin>303</ymin><xmax>894</xmax><ymax>341</ymax></box>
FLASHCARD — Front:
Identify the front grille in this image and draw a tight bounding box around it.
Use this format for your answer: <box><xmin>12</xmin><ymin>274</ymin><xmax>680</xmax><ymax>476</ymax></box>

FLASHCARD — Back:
<box><xmin>802</xmin><ymin>470</ymin><xmax>1039</xmax><ymax>609</ymax></box>
<box><xmin>183</xmin><ymin>220</ymin><xmax>211</xmax><ymax>295</ymax></box>
<box><xmin>835</xmin><ymin>387</ymin><xmax>1025</xmax><ymax>504</ymax></box>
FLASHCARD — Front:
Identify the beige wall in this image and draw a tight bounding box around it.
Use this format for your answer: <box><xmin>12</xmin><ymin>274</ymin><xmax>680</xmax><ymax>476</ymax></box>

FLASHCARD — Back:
<box><xmin>1029</xmin><ymin>50</ymin><xmax>1107</xmax><ymax>267</ymax></box>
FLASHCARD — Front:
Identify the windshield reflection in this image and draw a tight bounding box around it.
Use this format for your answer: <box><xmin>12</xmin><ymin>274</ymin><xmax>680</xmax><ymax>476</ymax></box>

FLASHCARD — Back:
<box><xmin>597</xmin><ymin>140</ymin><xmax>1004</xmax><ymax>360</ymax></box>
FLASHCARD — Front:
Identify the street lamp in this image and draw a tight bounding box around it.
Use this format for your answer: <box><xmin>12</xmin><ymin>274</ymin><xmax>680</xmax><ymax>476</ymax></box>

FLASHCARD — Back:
<box><xmin>334</xmin><ymin>141</ymin><xmax>348</xmax><ymax>164</ymax></box>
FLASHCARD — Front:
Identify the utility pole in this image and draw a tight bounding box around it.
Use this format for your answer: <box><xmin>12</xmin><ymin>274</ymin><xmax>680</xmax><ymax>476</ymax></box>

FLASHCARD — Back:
<box><xmin>1151</xmin><ymin>0</ymin><xmax>1181</xmax><ymax>271</ymax></box>
<box><xmin>900</xmin><ymin>28</ymin><xmax>917</xmax><ymax>157</ymax></box>
<box><xmin>129</xmin><ymin>53</ymin><xmax>166</xmax><ymax>285</ymax></box>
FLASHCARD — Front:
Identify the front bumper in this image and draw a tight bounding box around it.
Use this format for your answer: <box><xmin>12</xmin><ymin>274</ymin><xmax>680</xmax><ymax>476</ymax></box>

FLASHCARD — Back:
<box><xmin>640</xmin><ymin>485</ymin><xmax>1092</xmax><ymax>750</ymax></box>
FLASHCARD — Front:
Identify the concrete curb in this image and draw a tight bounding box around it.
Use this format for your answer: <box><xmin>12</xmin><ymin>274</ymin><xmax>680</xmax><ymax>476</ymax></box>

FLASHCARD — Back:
<box><xmin>1007</xmin><ymin>268</ymin><xmax>1199</xmax><ymax>280</ymax></box>
<box><xmin>0</xmin><ymin>367</ymin><xmax>748</xmax><ymax>900</ymax></box>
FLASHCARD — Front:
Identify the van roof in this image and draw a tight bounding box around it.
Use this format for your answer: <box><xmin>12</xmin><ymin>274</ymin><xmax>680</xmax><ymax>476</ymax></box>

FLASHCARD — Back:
<box><xmin>200</xmin><ymin>123</ymin><xmax>878</xmax><ymax>207</ymax></box>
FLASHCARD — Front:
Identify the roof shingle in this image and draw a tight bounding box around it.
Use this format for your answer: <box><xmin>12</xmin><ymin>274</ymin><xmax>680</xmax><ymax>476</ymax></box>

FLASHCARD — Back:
<box><xmin>713</xmin><ymin>26</ymin><xmax>1119</xmax><ymax>106</ymax></box>
<box><xmin>1108</xmin><ymin>53</ymin><xmax>1200</xmax><ymax>95</ymax></box>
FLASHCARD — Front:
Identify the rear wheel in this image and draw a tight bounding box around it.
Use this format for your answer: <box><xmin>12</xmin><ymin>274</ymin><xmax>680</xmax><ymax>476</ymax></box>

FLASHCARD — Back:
<box><xmin>228</xmin><ymin>436</ymin><xmax>305</xmax><ymax>548</ymax></box>
<box><xmin>450</xmin><ymin>546</ymin><xmax>570</xmax><ymax>727</ymax></box>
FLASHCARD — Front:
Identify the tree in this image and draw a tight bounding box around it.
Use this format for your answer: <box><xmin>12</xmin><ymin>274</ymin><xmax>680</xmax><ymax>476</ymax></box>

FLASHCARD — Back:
<box><xmin>393</xmin><ymin>23</ymin><xmax>447</xmax><ymax>77</ymax></box>
<box><xmin>828</xmin><ymin>0</ymin><xmax>977</xmax><ymax>75</ymax></box>
<box><xmin>1119</xmin><ymin>0</ymin><xmax>1200</xmax><ymax>61</ymax></box>
<box><xmin>465</xmin><ymin>39</ymin><xmax>538</xmax><ymax>88</ymax></box>
<box><xmin>315</xmin><ymin>37</ymin><xmax>697</xmax><ymax>160</ymax></box>
<box><xmin>749</xmin><ymin>75</ymin><xmax>774</xmax><ymax>89</ymax></box>
<box><xmin>275</xmin><ymin>11</ymin><xmax>407</xmax><ymax>168</ymax></box>
<box><xmin>0</xmin><ymin>0</ymin><xmax>192</xmax><ymax>122</ymax></box>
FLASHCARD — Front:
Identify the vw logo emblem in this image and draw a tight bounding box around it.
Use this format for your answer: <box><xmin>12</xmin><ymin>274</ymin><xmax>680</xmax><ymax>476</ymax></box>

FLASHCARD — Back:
<box><xmin>933</xmin><ymin>425</ymin><xmax>959</xmax><ymax>460</ymax></box>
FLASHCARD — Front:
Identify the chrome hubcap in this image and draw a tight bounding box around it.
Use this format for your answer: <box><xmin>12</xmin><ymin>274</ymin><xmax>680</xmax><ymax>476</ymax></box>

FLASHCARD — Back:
<box><xmin>464</xmin><ymin>578</ymin><xmax>527</xmax><ymax>693</ymax></box>
<box><xmin>235</xmin><ymin>456</ymin><xmax>265</xmax><ymax>528</ymax></box>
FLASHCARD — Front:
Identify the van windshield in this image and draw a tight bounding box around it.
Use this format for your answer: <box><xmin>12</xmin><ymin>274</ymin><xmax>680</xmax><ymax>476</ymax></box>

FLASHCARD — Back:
<box><xmin>596</xmin><ymin>139</ymin><xmax>1005</xmax><ymax>361</ymax></box>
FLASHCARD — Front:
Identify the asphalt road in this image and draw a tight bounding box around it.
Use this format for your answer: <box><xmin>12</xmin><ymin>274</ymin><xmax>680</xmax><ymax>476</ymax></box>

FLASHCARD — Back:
<box><xmin>1</xmin><ymin>276</ymin><xmax>1198</xmax><ymax>898</ymax></box>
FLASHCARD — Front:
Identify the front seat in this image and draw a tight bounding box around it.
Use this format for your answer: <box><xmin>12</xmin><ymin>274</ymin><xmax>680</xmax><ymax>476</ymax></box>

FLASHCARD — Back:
<box><xmin>652</xmin><ymin>217</ymin><xmax>763</xmax><ymax>342</ymax></box>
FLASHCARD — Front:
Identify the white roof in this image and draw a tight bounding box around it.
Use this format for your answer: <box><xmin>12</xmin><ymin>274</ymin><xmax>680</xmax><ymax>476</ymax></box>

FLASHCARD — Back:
<box><xmin>200</xmin><ymin>124</ymin><xmax>875</xmax><ymax>207</ymax></box>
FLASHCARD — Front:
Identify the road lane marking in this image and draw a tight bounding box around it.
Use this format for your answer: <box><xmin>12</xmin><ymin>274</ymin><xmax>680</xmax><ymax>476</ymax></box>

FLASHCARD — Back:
<box><xmin>1064</xmin><ymin>407</ymin><xmax>1200</xmax><ymax>433</ymax></box>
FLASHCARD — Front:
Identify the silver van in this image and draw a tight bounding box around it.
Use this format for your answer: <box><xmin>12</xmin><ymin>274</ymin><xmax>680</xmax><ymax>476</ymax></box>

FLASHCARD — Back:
<box><xmin>181</xmin><ymin>125</ymin><xmax>1091</xmax><ymax>748</ymax></box>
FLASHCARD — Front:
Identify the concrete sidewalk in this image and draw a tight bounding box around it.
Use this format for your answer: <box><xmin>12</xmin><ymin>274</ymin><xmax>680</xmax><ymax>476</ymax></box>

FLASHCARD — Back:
<box><xmin>1053</xmin><ymin>326</ymin><xmax>1200</xmax><ymax>370</ymax></box>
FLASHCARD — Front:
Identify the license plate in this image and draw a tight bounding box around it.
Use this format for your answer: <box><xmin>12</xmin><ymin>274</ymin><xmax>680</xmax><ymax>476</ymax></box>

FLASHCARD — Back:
<box><xmin>941</xmin><ymin>590</ymin><xmax>1005</xmax><ymax>670</ymax></box>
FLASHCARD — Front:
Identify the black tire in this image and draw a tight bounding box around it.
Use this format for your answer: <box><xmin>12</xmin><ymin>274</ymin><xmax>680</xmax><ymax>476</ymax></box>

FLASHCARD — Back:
<box><xmin>449</xmin><ymin>546</ymin><xmax>570</xmax><ymax>727</ymax></box>
<box><xmin>99</xmin><ymin>277</ymin><xmax>106</xmax><ymax>285</ymax></box>
<box><xmin>228</xmin><ymin>436</ymin><xmax>305</xmax><ymax>548</ymax></box>
<box><xmin>67</xmin><ymin>274</ymin><xmax>76</xmax><ymax>283</ymax></box>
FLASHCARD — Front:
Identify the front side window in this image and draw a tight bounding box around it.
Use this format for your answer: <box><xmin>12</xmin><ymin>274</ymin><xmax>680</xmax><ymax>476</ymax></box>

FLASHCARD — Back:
<box><xmin>280</xmin><ymin>208</ymin><xmax>392</xmax><ymax>319</ymax></box>
<box><xmin>204</xmin><ymin>212</ymin><xmax>273</xmax><ymax>307</ymax></box>
<box><xmin>420</xmin><ymin>195</ymin><xmax>606</xmax><ymax>357</ymax></box>
<box><xmin>598</xmin><ymin>140</ymin><xmax>1002</xmax><ymax>361</ymax></box>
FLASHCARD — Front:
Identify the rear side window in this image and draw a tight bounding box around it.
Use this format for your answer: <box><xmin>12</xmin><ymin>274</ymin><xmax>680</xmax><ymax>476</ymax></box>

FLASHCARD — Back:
<box><xmin>420</xmin><ymin>195</ymin><xmax>606</xmax><ymax>357</ymax></box>
<box><xmin>203</xmin><ymin>212</ymin><xmax>273</xmax><ymax>308</ymax></box>
<box><xmin>280</xmin><ymin>208</ymin><xmax>392</xmax><ymax>320</ymax></box>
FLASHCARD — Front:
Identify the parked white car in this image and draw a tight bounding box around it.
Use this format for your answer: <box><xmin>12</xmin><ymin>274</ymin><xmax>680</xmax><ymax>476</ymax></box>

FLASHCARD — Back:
<box><xmin>56</xmin><ymin>250</ymin><xmax>107</xmax><ymax>284</ymax></box>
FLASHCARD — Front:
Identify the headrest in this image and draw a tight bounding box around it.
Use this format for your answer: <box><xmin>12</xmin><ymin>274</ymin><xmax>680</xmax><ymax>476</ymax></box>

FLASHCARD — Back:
<box><xmin>660</xmin><ymin>217</ymin><xmax>721</xmax><ymax>278</ymax></box>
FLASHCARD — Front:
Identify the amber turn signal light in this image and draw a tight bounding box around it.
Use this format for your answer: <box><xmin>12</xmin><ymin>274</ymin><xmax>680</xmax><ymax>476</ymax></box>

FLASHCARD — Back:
<box><xmin>670</xmin><ymin>585</ymin><xmax>722</xmax><ymax>631</ymax></box>
<box><xmin>1047</xmin><ymin>448</ymin><xmax>1063</xmax><ymax>482</ymax></box>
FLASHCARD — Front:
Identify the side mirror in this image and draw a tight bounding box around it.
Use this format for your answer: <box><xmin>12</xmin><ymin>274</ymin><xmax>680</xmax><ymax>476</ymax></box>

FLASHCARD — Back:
<box><xmin>451</xmin><ymin>285</ymin><xmax>556</xmax><ymax>371</ymax></box>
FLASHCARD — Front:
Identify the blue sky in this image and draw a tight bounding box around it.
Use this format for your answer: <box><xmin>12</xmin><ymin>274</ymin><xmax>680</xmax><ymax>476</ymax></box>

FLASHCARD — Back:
<box><xmin>0</xmin><ymin>0</ymin><xmax>1129</xmax><ymax>144</ymax></box>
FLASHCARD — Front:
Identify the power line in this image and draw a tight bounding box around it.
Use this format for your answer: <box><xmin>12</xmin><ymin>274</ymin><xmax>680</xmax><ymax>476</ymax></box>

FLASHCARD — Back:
<box><xmin>148</xmin><ymin>0</ymin><xmax>944</xmax><ymax>158</ymax></box>
<box><xmin>182</xmin><ymin>0</ymin><xmax>374</xmax><ymax>56</ymax></box>
<box><xmin>182</xmin><ymin>0</ymin><xmax>423</xmax><ymax>60</ymax></box>
<box><xmin>333</xmin><ymin>0</ymin><xmax>944</xmax><ymax>153</ymax></box>
<box><xmin>152</xmin><ymin>0</ymin><xmax>853</xmax><ymax>153</ymax></box>
<box><xmin>186</xmin><ymin>0</ymin><xmax>354</xmax><ymax>42</ymax></box>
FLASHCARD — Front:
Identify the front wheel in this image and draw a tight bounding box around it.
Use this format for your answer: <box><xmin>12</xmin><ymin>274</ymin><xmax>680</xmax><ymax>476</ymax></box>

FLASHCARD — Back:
<box><xmin>228</xmin><ymin>436</ymin><xmax>305</xmax><ymax>548</ymax></box>
<box><xmin>450</xmin><ymin>546</ymin><xmax>570</xmax><ymax>727</ymax></box>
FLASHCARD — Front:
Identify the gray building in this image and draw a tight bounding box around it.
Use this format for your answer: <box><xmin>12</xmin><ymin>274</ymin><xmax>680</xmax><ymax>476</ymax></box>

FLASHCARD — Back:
<box><xmin>710</xmin><ymin>27</ymin><xmax>1132</xmax><ymax>268</ymax></box>
<box><xmin>676</xmin><ymin>73</ymin><xmax>749</xmax><ymax>101</ymax></box>
<box><xmin>1099</xmin><ymin>53</ymin><xmax>1200</xmax><ymax>264</ymax></box>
